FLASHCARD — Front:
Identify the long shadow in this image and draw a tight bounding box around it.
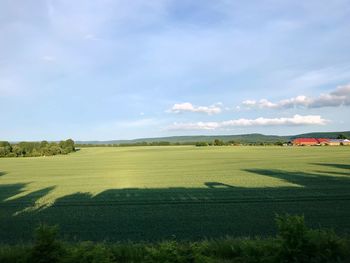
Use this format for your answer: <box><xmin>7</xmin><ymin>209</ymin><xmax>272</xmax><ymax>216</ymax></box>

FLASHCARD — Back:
<box><xmin>311</xmin><ymin>163</ymin><xmax>350</xmax><ymax>171</ymax></box>
<box><xmin>313</xmin><ymin>170</ymin><xmax>350</xmax><ymax>177</ymax></box>
<box><xmin>244</xmin><ymin>168</ymin><xmax>350</xmax><ymax>189</ymax></box>
<box><xmin>0</xmin><ymin>184</ymin><xmax>56</xmax><ymax>243</ymax></box>
<box><xmin>0</xmin><ymin>183</ymin><xmax>27</xmax><ymax>202</ymax></box>
<box><xmin>205</xmin><ymin>182</ymin><xmax>234</xmax><ymax>188</ymax></box>
<box><xmin>0</xmin><ymin>171</ymin><xmax>6</xmax><ymax>177</ymax></box>
<box><xmin>1</xmin><ymin>164</ymin><xmax>350</xmax><ymax>243</ymax></box>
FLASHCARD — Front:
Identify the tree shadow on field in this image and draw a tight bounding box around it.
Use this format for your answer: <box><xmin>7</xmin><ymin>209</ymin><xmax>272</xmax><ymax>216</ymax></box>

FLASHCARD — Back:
<box><xmin>243</xmin><ymin>168</ymin><xmax>350</xmax><ymax>190</ymax></box>
<box><xmin>311</xmin><ymin>163</ymin><xmax>350</xmax><ymax>171</ymax></box>
<box><xmin>0</xmin><ymin>171</ymin><xmax>6</xmax><ymax>177</ymax></box>
<box><xmin>0</xmin><ymin>184</ymin><xmax>56</xmax><ymax>243</ymax></box>
<box><xmin>0</xmin><ymin>182</ymin><xmax>27</xmax><ymax>202</ymax></box>
<box><xmin>205</xmin><ymin>182</ymin><xmax>234</xmax><ymax>188</ymax></box>
<box><xmin>1</xmin><ymin>163</ymin><xmax>350</xmax><ymax>243</ymax></box>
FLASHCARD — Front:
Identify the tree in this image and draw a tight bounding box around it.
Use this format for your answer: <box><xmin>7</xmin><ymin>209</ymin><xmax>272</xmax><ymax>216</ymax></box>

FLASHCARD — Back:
<box><xmin>337</xmin><ymin>134</ymin><xmax>347</xmax><ymax>139</ymax></box>
<box><xmin>228</xmin><ymin>140</ymin><xmax>240</xmax><ymax>146</ymax></box>
<box><xmin>30</xmin><ymin>224</ymin><xmax>65</xmax><ymax>263</ymax></box>
<box><xmin>11</xmin><ymin>145</ymin><xmax>23</xmax><ymax>157</ymax></box>
<box><xmin>0</xmin><ymin>141</ymin><xmax>11</xmax><ymax>148</ymax></box>
<box><xmin>213</xmin><ymin>139</ymin><xmax>224</xmax><ymax>146</ymax></box>
<box><xmin>0</xmin><ymin>139</ymin><xmax>76</xmax><ymax>158</ymax></box>
<box><xmin>40</xmin><ymin>140</ymin><xmax>49</xmax><ymax>148</ymax></box>
<box><xmin>0</xmin><ymin>147</ymin><xmax>6</xmax><ymax>157</ymax></box>
<box><xmin>196</xmin><ymin>142</ymin><xmax>209</xmax><ymax>147</ymax></box>
<box><xmin>59</xmin><ymin>139</ymin><xmax>75</xmax><ymax>153</ymax></box>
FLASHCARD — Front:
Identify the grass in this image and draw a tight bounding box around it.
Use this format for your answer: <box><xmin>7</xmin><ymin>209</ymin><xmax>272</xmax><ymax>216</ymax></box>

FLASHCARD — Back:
<box><xmin>0</xmin><ymin>146</ymin><xmax>350</xmax><ymax>243</ymax></box>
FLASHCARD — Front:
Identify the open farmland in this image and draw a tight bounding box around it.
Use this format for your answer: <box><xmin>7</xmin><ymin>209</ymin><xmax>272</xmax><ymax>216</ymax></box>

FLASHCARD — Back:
<box><xmin>0</xmin><ymin>146</ymin><xmax>350</xmax><ymax>243</ymax></box>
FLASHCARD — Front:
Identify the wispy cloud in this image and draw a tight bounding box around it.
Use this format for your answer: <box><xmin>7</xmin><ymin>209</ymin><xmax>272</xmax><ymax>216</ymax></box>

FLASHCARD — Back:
<box><xmin>168</xmin><ymin>102</ymin><xmax>223</xmax><ymax>115</ymax></box>
<box><xmin>167</xmin><ymin>115</ymin><xmax>327</xmax><ymax>131</ymax></box>
<box><xmin>242</xmin><ymin>84</ymin><xmax>350</xmax><ymax>109</ymax></box>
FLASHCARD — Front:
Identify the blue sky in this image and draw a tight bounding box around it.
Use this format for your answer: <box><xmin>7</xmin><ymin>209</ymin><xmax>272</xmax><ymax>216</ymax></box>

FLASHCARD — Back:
<box><xmin>1</xmin><ymin>0</ymin><xmax>350</xmax><ymax>141</ymax></box>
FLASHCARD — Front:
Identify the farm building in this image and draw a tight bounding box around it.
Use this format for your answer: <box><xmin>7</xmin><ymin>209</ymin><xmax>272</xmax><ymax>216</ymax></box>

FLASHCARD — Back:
<box><xmin>292</xmin><ymin>138</ymin><xmax>350</xmax><ymax>146</ymax></box>
<box><xmin>292</xmin><ymin>138</ymin><xmax>329</xmax><ymax>146</ymax></box>
<box><xmin>327</xmin><ymin>139</ymin><xmax>350</xmax><ymax>146</ymax></box>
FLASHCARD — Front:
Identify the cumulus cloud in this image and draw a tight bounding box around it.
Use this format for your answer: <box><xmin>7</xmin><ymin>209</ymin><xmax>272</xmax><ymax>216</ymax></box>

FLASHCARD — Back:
<box><xmin>168</xmin><ymin>102</ymin><xmax>223</xmax><ymax>115</ymax></box>
<box><xmin>167</xmin><ymin>115</ymin><xmax>327</xmax><ymax>131</ymax></box>
<box><xmin>242</xmin><ymin>84</ymin><xmax>350</xmax><ymax>109</ymax></box>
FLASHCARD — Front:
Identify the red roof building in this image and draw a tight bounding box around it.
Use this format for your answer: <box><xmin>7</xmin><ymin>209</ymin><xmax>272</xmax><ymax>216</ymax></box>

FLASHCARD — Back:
<box><xmin>292</xmin><ymin>138</ymin><xmax>330</xmax><ymax>146</ymax></box>
<box><xmin>317</xmin><ymin>138</ymin><xmax>329</xmax><ymax>144</ymax></box>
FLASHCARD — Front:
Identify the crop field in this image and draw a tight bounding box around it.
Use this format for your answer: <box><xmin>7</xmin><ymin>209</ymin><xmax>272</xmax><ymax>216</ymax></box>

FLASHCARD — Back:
<box><xmin>0</xmin><ymin>146</ymin><xmax>350</xmax><ymax>243</ymax></box>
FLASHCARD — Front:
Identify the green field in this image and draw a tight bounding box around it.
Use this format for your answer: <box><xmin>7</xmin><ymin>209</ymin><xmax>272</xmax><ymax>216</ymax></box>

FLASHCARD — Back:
<box><xmin>1</xmin><ymin>146</ymin><xmax>350</xmax><ymax>243</ymax></box>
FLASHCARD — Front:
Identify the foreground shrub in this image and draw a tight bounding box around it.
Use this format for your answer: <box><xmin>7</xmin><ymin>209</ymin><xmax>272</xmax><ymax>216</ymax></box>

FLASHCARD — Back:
<box><xmin>29</xmin><ymin>224</ymin><xmax>65</xmax><ymax>263</ymax></box>
<box><xmin>64</xmin><ymin>242</ymin><xmax>114</xmax><ymax>263</ymax></box>
<box><xmin>276</xmin><ymin>214</ymin><xmax>349</xmax><ymax>263</ymax></box>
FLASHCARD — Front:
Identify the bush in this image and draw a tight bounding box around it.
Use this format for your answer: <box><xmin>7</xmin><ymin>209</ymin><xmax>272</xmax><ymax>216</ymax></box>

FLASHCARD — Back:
<box><xmin>145</xmin><ymin>241</ymin><xmax>194</xmax><ymax>263</ymax></box>
<box><xmin>276</xmin><ymin>214</ymin><xmax>309</xmax><ymax>262</ymax></box>
<box><xmin>29</xmin><ymin>224</ymin><xmax>65</xmax><ymax>263</ymax></box>
<box><xmin>65</xmin><ymin>242</ymin><xmax>114</xmax><ymax>263</ymax></box>
<box><xmin>276</xmin><ymin>214</ymin><xmax>350</xmax><ymax>263</ymax></box>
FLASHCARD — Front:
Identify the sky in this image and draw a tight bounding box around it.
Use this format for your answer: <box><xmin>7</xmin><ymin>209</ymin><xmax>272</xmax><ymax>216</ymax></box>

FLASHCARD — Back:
<box><xmin>1</xmin><ymin>0</ymin><xmax>350</xmax><ymax>141</ymax></box>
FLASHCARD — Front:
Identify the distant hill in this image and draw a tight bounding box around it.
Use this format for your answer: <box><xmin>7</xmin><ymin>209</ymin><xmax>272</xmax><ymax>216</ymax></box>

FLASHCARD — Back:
<box><xmin>77</xmin><ymin>134</ymin><xmax>289</xmax><ymax>145</ymax></box>
<box><xmin>290</xmin><ymin>131</ymin><xmax>350</xmax><ymax>139</ymax></box>
<box><xmin>76</xmin><ymin>131</ymin><xmax>350</xmax><ymax>145</ymax></box>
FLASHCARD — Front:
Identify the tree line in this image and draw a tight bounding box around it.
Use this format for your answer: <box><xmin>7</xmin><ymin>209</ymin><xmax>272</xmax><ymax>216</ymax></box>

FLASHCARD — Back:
<box><xmin>77</xmin><ymin>140</ymin><xmax>289</xmax><ymax>148</ymax></box>
<box><xmin>0</xmin><ymin>139</ymin><xmax>75</xmax><ymax>158</ymax></box>
<box><xmin>195</xmin><ymin>139</ymin><xmax>287</xmax><ymax>147</ymax></box>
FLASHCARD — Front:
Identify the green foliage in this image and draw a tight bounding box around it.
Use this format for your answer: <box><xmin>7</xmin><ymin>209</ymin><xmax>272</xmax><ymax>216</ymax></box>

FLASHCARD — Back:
<box><xmin>275</xmin><ymin>214</ymin><xmax>350</xmax><ymax>262</ymax></box>
<box><xmin>0</xmin><ymin>141</ymin><xmax>12</xmax><ymax>157</ymax></box>
<box><xmin>29</xmin><ymin>224</ymin><xmax>65</xmax><ymax>263</ymax></box>
<box><xmin>276</xmin><ymin>214</ymin><xmax>309</xmax><ymax>262</ymax></box>
<box><xmin>213</xmin><ymin>139</ymin><xmax>224</xmax><ymax>146</ymax></box>
<box><xmin>65</xmin><ymin>242</ymin><xmax>113</xmax><ymax>263</ymax></box>
<box><xmin>0</xmin><ymin>139</ymin><xmax>75</xmax><ymax>158</ymax></box>
<box><xmin>228</xmin><ymin>140</ymin><xmax>240</xmax><ymax>145</ymax></box>
<box><xmin>145</xmin><ymin>241</ymin><xmax>195</xmax><ymax>263</ymax></box>
<box><xmin>337</xmin><ymin>134</ymin><xmax>348</xmax><ymax>139</ymax></box>
<box><xmin>195</xmin><ymin>142</ymin><xmax>208</xmax><ymax>147</ymax></box>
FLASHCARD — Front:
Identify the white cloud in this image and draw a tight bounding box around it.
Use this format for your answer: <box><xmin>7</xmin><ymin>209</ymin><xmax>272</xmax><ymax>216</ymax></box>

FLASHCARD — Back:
<box><xmin>168</xmin><ymin>102</ymin><xmax>223</xmax><ymax>115</ymax></box>
<box><xmin>167</xmin><ymin>115</ymin><xmax>327</xmax><ymax>131</ymax></box>
<box><xmin>242</xmin><ymin>84</ymin><xmax>350</xmax><ymax>109</ymax></box>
